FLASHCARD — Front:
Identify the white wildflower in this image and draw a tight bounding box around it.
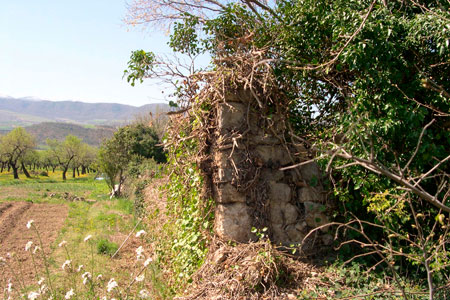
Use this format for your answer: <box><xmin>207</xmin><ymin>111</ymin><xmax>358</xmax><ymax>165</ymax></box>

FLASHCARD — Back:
<box><xmin>76</xmin><ymin>264</ymin><xmax>84</xmax><ymax>272</ymax></box>
<box><xmin>135</xmin><ymin>230</ymin><xmax>146</xmax><ymax>238</ymax></box>
<box><xmin>136</xmin><ymin>246</ymin><xmax>145</xmax><ymax>260</ymax></box>
<box><xmin>6</xmin><ymin>281</ymin><xmax>12</xmax><ymax>293</ymax></box>
<box><xmin>61</xmin><ymin>260</ymin><xmax>71</xmax><ymax>271</ymax></box>
<box><xmin>25</xmin><ymin>241</ymin><xmax>33</xmax><ymax>252</ymax></box>
<box><xmin>139</xmin><ymin>289</ymin><xmax>150</xmax><ymax>298</ymax></box>
<box><xmin>97</xmin><ymin>274</ymin><xmax>103</xmax><ymax>281</ymax></box>
<box><xmin>26</xmin><ymin>220</ymin><xmax>34</xmax><ymax>229</ymax></box>
<box><xmin>39</xmin><ymin>284</ymin><xmax>47</xmax><ymax>294</ymax></box>
<box><xmin>33</xmin><ymin>246</ymin><xmax>41</xmax><ymax>254</ymax></box>
<box><xmin>144</xmin><ymin>257</ymin><xmax>153</xmax><ymax>267</ymax></box>
<box><xmin>27</xmin><ymin>291</ymin><xmax>40</xmax><ymax>300</ymax></box>
<box><xmin>64</xmin><ymin>288</ymin><xmax>74</xmax><ymax>299</ymax></box>
<box><xmin>135</xmin><ymin>274</ymin><xmax>145</xmax><ymax>282</ymax></box>
<box><xmin>107</xmin><ymin>278</ymin><xmax>118</xmax><ymax>292</ymax></box>
<box><xmin>82</xmin><ymin>272</ymin><xmax>92</xmax><ymax>285</ymax></box>
<box><xmin>0</xmin><ymin>257</ymin><xmax>5</xmax><ymax>263</ymax></box>
<box><xmin>38</xmin><ymin>277</ymin><xmax>45</xmax><ymax>285</ymax></box>
<box><xmin>84</xmin><ymin>235</ymin><xmax>92</xmax><ymax>242</ymax></box>
<box><xmin>58</xmin><ymin>241</ymin><xmax>67</xmax><ymax>247</ymax></box>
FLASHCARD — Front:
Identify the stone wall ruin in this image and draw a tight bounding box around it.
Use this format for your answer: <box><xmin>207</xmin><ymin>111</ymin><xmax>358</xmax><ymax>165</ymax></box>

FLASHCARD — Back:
<box><xmin>209</xmin><ymin>88</ymin><xmax>332</xmax><ymax>248</ymax></box>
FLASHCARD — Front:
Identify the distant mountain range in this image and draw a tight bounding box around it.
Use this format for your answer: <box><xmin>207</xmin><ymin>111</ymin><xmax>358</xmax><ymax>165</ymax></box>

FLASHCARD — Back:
<box><xmin>0</xmin><ymin>96</ymin><xmax>169</xmax><ymax>129</ymax></box>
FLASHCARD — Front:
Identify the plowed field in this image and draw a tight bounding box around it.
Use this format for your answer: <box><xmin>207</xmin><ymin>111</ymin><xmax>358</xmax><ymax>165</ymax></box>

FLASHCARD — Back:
<box><xmin>0</xmin><ymin>201</ymin><xmax>68</xmax><ymax>286</ymax></box>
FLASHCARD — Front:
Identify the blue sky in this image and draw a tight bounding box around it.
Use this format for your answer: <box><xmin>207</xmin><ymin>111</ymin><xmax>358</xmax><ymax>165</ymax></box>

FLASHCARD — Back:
<box><xmin>0</xmin><ymin>0</ymin><xmax>174</xmax><ymax>106</ymax></box>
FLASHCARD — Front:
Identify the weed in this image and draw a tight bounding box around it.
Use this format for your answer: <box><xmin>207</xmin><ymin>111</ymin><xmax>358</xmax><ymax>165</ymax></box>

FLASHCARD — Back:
<box><xmin>96</xmin><ymin>239</ymin><xmax>119</xmax><ymax>256</ymax></box>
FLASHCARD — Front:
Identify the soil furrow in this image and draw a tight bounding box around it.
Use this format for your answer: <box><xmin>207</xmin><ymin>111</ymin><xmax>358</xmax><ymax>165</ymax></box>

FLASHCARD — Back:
<box><xmin>0</xmin><ymin>202</ymin><xmax>68</xmax><ymax>287</ymax></box>
<box><xmin>0</xmin><ymin>202</ymin><xmax>13</xmax><ymax>217</ymax></box>
<box><xmin>0</xmin><ymin>202</ymin><xmax>32</xmax><ymax>244</ymax></box>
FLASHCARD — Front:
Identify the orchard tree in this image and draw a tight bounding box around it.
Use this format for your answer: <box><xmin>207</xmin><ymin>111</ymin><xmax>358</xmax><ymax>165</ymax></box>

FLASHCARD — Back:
<box><xmin>40</xmin><ymin>149</ymin><xmax>59</xmax><ymax>173</ymax></box>
<box><xmin>0</xmin><ymin>127</ymin><xmax>36</xmax><ymax>179</ymax></box>
<box><xmin>79</xmin><ymin>144</ymin><xmax>97</xmax><ymax>175</ymax></box>
<box><xmin>47</xmin><ymin>135</ymin><xmax>83</xmax><ymax>180</ymax></box>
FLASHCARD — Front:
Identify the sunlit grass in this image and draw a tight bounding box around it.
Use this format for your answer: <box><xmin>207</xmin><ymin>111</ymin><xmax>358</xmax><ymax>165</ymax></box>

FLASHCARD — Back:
<box><xmin>0</xmin><ymin>172</ymin><xmax>160</xmax><ymax>299</ymax></box>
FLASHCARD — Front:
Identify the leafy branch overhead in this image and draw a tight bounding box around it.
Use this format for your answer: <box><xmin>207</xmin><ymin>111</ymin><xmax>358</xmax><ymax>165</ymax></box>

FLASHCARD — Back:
<box><xmin>125</xmin><ymin>0</ymin><xmax>450</xmax><ymax>298</ymax></box>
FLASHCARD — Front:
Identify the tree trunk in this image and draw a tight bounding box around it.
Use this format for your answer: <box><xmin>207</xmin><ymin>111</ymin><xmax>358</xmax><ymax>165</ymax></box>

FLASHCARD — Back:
<box><xmin>7</xmin><ymin>164</ymin><xmax>11</xmax><ymax>172</ymax></box>
<box><xmin>0</xmin><ymin>163</ymin><xmax>4</xmax><ymax>173</ymax></box>
<box><xmin>81</xmin><ymin>165</ymin><xmax>86</xmax><ymax>175</ymax></box>
<box><xmin>12</xmin><ymin>165</ymin><xmax>19</xmax><ymax>179</ymax></box>
<box><xmin>72</xmin><ymin>168</ymin><xmax>76</xmax><ymax>178</ymax></box>
<box><xmin>62</xmin><ymin>168</ymin><xmax>67</xmax><ymax>180</ymax></box>
<box><xmin>21</xmin><ymin>162</ymin><xmax>31</xmax><ymax>178</ymax></box>
<box><xmin>76</xmin><ymin>167</ymin><xmax>80</xmax><ymax>177</ymax></box>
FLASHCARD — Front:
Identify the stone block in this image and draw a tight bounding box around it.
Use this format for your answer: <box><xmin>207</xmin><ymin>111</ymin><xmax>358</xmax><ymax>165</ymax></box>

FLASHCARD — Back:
<box><xmin>295</xmin><ymin>221</ymin><xmax>307</xmax><ymax>232</ymax></box>
<box><xmin>305</xmin><ymin>212</ymin><xmax>329</xmax><ymax>229</ymax></box>
<box><xmin>215</xmin><ymin>151</ymin><xmax>230</xmax><ymax>168</ymax></box>
<box><xmin>217</xmin><ymin>102</ymin><xmax>246</xmax><ymax>131</ymax></box>
<box><xmin>255</xmin><ymin>145</ymin><xmax>292</xmax><ymax>166</ymax></box>
<box><xmin>283</xmin><ymin>203</ymin><xmax>299</xmax><ymax>224</ymax></box>
<box><xmin>269</xmin><ymin>202</ymin><xmax>283</xmax><ymax>225</ymax></box>
<box><xmin>261</xmin><ymin>169</ymin><xmax>284</xmax><ymax>182</ymax></box>
<box><xmin>289</xmin><ymin>170</ymin><xmax>303</xmax><ymax>184</ymax></box>
<box><xmin>321</xmin><ymin>234</ymin><xmax>334</xmax><ymax>246</ymax></box>
<box><xmin>214</xmin><ymin>183</ymin><xmax>246</xmax><ymax>204</ymax></box>
<box><xmin>225</xmin><ymin>88</ymin><xmax>253</xmax><ymax>103</ymax></box>
<box><xmin>268</xmin><ymin>181</ymin><xmax>291</xmax><ymax>204</ymax></box>
<box><xmin>271</xmin><ymin>223</ymin><xmax>290</xmax><ymax>245</ymax></box>
<box><xmin>285</xmin><ymin>224</ymin><xmax>305</xmax><ymax>243</ymax></box>
<box><xmin>217</xmin><ymin>167</ymin><xmax>233</xmax><ymax>182</ymax></box>
<box><xmin>269</xmin><ymin>202</ymin><xmax>298</xmax><ymax>225</ymax></box>
<box><xmin>300</xmin><ymin>161</ymin><xmax>321</xmax><ymax>185</ymax></box>
<box><xmin>304</xmin><ymin>201</ymin><xmax>326</xmax><ymax>214</ymax></box>
<box><xmin>214</xmin><ymin>203</ymin><xmax>253</xmax><ymax>242</ymax></box>
<box><xmin>250</xmin><ymin>133</ymin><xmax>280</xmax><ymax>145</ymax></box>
<box><xmin>298</xmin><ymin>187</ymin><xmax>324</xmax><ymax>203</ymax></box>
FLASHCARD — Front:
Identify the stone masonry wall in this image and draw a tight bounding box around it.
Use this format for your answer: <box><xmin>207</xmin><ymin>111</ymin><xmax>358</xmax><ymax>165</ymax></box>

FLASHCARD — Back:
<box><xmin>211</xmin><ymin>89</ymin><xmax>332</xmax><ymax>247</ymax></box>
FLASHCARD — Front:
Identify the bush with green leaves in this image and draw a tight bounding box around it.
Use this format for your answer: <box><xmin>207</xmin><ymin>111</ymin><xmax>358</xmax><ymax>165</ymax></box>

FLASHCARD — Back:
<box><xmin>97</xmin><ymin>124</ymin><xmax>166</xmax><ymax>197</ymax></box>
<box><xmin>96</xmin><ymin>238</ymin><xmax>119</xmax><ymax>256</ymax></box>
<box><xmin>125</xmin><ymin>0</ymin><xmax>450</xmax><ymax>298</ymax></box>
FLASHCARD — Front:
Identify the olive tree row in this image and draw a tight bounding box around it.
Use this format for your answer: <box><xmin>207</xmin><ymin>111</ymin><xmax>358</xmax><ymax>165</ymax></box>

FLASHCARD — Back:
<box><xmin>0</xmin><ymin>128</ymin><xmax>97</xmax><ymax>180</ymax></box>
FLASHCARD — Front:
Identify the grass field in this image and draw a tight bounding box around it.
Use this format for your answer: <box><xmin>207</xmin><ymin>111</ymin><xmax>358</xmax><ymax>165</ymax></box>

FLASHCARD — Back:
<box><xmin>0</xmin><ymin>170</ymin><xmax>158</xmax><ymax>299</ymax></box>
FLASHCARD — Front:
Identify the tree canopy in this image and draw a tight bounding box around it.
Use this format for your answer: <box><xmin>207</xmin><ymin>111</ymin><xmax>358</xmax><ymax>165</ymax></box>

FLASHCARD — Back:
<box><xmin>0</xmin><ymin>127</ymin><xmax>36</xmax><ymax>179</ymax></box>
<box><xmin>125</xmin><ymin>0</ymin><xmax>450</xmax><ymax>297</ymax></box>
<box><xmin>97</xmin><ymin>123</ymin><xmax>166</xmax><ymax>196</ymax></box>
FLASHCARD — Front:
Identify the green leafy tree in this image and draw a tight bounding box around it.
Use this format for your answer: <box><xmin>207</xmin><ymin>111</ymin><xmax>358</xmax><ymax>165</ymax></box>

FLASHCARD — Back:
<box><xmin>97</xmin><ymin>124</ymin><xmax>165</xmax><ymax>197</ymax></box>
<box><xmin>0</xmin><ymin>127</ymin><xmax>36</xmax><ymax>179</ymax></box>
<box><xmin>47</xmin><ymin>135</ymin><xmax>83</xmax><ymax>180</ymax></box>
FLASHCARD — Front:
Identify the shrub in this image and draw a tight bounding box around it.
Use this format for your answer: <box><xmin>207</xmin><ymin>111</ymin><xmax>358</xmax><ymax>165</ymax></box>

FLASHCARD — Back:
<box><xmin>96</xmin><ymin>238</ymin><xmax>119</xmax><ymax>256</ymax></box>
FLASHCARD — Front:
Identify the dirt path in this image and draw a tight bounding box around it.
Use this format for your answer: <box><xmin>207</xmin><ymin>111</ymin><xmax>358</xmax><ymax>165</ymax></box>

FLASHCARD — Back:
<box><xmin>0</xmin><ymin>201</ymin><xmax>68</xmax><ymax>288</ymax></box>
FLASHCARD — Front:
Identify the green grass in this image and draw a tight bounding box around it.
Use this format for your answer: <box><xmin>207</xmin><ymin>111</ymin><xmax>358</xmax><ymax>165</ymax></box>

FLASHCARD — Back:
<box><xmin>0</xmin><ymin>170</ymin><xmax>153</xmax><ymax>298</ymax></box>
<box><xmin>0</xmin><ymin>170</ymin><xmax>110</xmax><ymax>202</ymax></box>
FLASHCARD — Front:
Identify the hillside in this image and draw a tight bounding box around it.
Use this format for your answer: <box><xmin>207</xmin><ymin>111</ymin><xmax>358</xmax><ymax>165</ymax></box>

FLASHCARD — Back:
<box><xmin>25</xmin><ymin>122</ymin><xmax>116</xmax><ymax>147</ymax></box>
<box><xmin>0</xmin><ymin>96</ymin><xmax>169</xmax><ymax>128</ymax></box>
<box><xmin>0</xmin><ymin>109</ymin><xmax>53</xmax><ymax>129</ymax></box>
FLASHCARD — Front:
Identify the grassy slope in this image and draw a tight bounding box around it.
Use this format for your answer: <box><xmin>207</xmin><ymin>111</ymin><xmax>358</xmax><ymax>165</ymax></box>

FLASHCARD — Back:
<box><xmin>0</xmin><ymin>109</ymin><xmax>53</xmax><ymax>129</ymax></box>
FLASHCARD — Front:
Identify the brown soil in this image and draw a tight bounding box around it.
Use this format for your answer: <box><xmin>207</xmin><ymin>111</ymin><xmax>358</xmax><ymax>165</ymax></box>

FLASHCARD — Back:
<box><xmin>0</xmin><ymin>201</ymin><xmax>68</xmax><ymax>288</ymax></box>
